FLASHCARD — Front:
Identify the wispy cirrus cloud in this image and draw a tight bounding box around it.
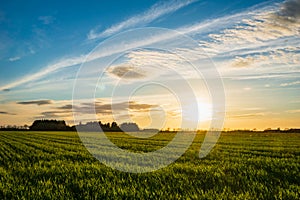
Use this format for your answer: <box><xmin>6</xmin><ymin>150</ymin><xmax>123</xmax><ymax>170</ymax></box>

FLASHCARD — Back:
<box><xmin>205</xmin><ymin>1</ymin><xmax>300</xmax><ymax>49</ymax></box>
<box><xmin>199</xmin><ymin>0</ymin><xmax>300</xmax><ymax>67</ymax></box>
<box><xmin>1</xmin><ymin>0</ymin><xmax>299</xmax><ymax>92</ymax></box>
<box><xmin>229</xmin><ymin>72</ymin><xmax>290</xmax><ymax>80</ymax></box>
<box><xmin>227</xmin><ymin>112</ymin><xmax>266</xmax><ymax>119</ymax></box>
<box><xmin>0</xmin><ymin>55</ymin><xmax>85</xmax><ymax>91</ymax></box>
<box><xmin>8</xmin><ymin>56</ymin><xmax>21</xmax><ymax>62</ymax></box>
<box><xmin>0</xmin><ymin>29</ymin><xmax>190</xmax><ymax>91</ymax></box>
<box><xmin>280</xmin><ymin>80</ymin><xmax>300</xmax><ymax>87</ymax></box>
<box><xmin>286</xmin><ymin>109</ymin><xmax>300</xmax><ymax>113</ymax></box>
<box><xmin>227</xmin><ymin>48</ymin><xmax>300</xmax><ymax>68</ymax></box>
<box><xmin>87</xmin><ymin>0</ymin><xmax>198</xmax><ymax>40</ymax></box>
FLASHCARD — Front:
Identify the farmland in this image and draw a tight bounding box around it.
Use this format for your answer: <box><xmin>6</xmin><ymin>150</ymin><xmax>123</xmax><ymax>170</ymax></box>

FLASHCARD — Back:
<box><xmin>0</xmin><ymin>131</ymin><xmax>299</xmax><ymax>199</ymax></box>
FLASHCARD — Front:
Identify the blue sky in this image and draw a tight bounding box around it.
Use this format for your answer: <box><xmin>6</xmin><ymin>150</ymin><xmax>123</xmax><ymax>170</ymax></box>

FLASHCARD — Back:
<box><xmin>0</xmin><ymin>0</ymin><xmax>299</xmax><ymax>130</ymax></box>
<box><xmin>0</xmin><ymin>0</ymin><xmax>270</xmax><ymax>85</ymax></box>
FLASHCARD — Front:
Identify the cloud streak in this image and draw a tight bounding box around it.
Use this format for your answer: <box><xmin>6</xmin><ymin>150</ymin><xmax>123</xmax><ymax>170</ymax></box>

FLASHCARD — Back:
<box><xmin>199</xmin><ymin>0</ymin><xmax>300</xmax><ymax>66</ymax></box>
<box><xmin>0</xmin><ymin>55</ymin><xmax>85</xmax><ymax>91</ymax></box>
<box><xmin>17</xmin><ymin>99</ymin><xmax>53</xmax><ymax>106</ymax></box>
<box><xmin>0</xmin><ymin>111</ymin><xmax>16</xmax><ymax>115</ymax></box>
<box><xmin>8</xmin><ymin>56</ymin><xmax>21</xmax><ymax>62</ymax></box>
<box><xmin>286</xmin><ymin>109</ymin><xmax>300</xmax><ymax>113</ymax></box>
<box><xmin>106</xmin><ymin>64</ymin><xmax>147</xmax><ymax>80</ymax></box>
<box><xmin>280</xmin><ymin>80</ymin><xmax>300</xmax><ymax>87</ymax></box>
<box><xmin>74</xmin><ymin>100</ymin><xmax>158</xmax><ymax>115</ymax></box>
<box><xmin>88</xmin><ymin>0</ymin><xmax>197</xmax><ymax>40</ymax></box>
<box><xmin>227</xmin><ymin>112</ymin><xmax>265</xmax><ymax>119</ymax></box>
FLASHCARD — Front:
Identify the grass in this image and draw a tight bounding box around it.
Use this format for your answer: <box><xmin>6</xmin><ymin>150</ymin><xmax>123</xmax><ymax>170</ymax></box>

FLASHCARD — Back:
<box><xmin>0</xmin><ymin>131</ymin><xmax>299</xmax><ymax>199</ymax></box>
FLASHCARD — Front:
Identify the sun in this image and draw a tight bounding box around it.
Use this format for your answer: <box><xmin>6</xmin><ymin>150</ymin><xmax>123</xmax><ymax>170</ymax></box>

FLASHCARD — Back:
<box><xmin>178</xmin><ymin>98</ymin><xmax>213</xmax><ymax>130</ymax></box>
<box><xmin>197</xmin><ymin>101</ymin><xmax>213</xmax><ymax>122</ymax></box>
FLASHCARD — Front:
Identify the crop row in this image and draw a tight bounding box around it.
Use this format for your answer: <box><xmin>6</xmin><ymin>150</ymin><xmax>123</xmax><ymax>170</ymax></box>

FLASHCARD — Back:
<box><xmin>0</xmin><ymin>131</ymin><xmax>299</xmax><ymax>199</ymax></box>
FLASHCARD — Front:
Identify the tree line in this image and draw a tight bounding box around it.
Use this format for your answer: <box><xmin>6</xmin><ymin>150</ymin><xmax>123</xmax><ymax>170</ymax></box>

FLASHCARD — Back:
<box><xmin>28</xmin><ymin>119</ymin><xmax>140</xmax><ymax>132</ymax></box>
<box><xmin>0</xmin><ymin>119</ymin><xmax>299</xmax><ymax>133</ymax></box>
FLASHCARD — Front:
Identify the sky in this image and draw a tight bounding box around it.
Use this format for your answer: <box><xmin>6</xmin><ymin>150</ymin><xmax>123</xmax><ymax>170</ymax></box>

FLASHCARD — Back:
<box><xmin>0</xmin><ymin>0</ymin><xmax>299</xmax><ymax>130</ymax></box>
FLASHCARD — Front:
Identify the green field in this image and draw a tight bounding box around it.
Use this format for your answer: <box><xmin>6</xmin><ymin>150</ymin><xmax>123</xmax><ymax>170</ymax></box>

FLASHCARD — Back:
<box><xmin>0</xmin><ymin>131</ymin><xmax>299</xmax><ymax>199</ymax></box>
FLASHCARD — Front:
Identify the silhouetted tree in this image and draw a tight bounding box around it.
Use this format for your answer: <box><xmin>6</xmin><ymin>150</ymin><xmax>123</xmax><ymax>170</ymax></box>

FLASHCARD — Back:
<box><xmin>30</xmin><ymin>120</ymin><xmax>68</xmax><ymax>131</ymax></box>
<box><xmin>120</xmin><ymin>122</ymin><xmax>139</xmax><ymax>132</ymax></box>
<box><xmin>75</xmin><ymin>121</ymin><xmax>123</xmax><ymax>132</ymax></box>
<box><xmin>111</xmin><ymin>121</ymin><xmax>122</xmax><ymax>132</ymax></box>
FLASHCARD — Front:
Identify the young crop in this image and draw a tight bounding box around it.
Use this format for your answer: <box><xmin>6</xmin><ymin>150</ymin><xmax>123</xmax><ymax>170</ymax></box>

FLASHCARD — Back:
<box><xmin>0</xmin><ymin>131</ymin><xmax>299</xmax><ymax>199</ymax></box>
